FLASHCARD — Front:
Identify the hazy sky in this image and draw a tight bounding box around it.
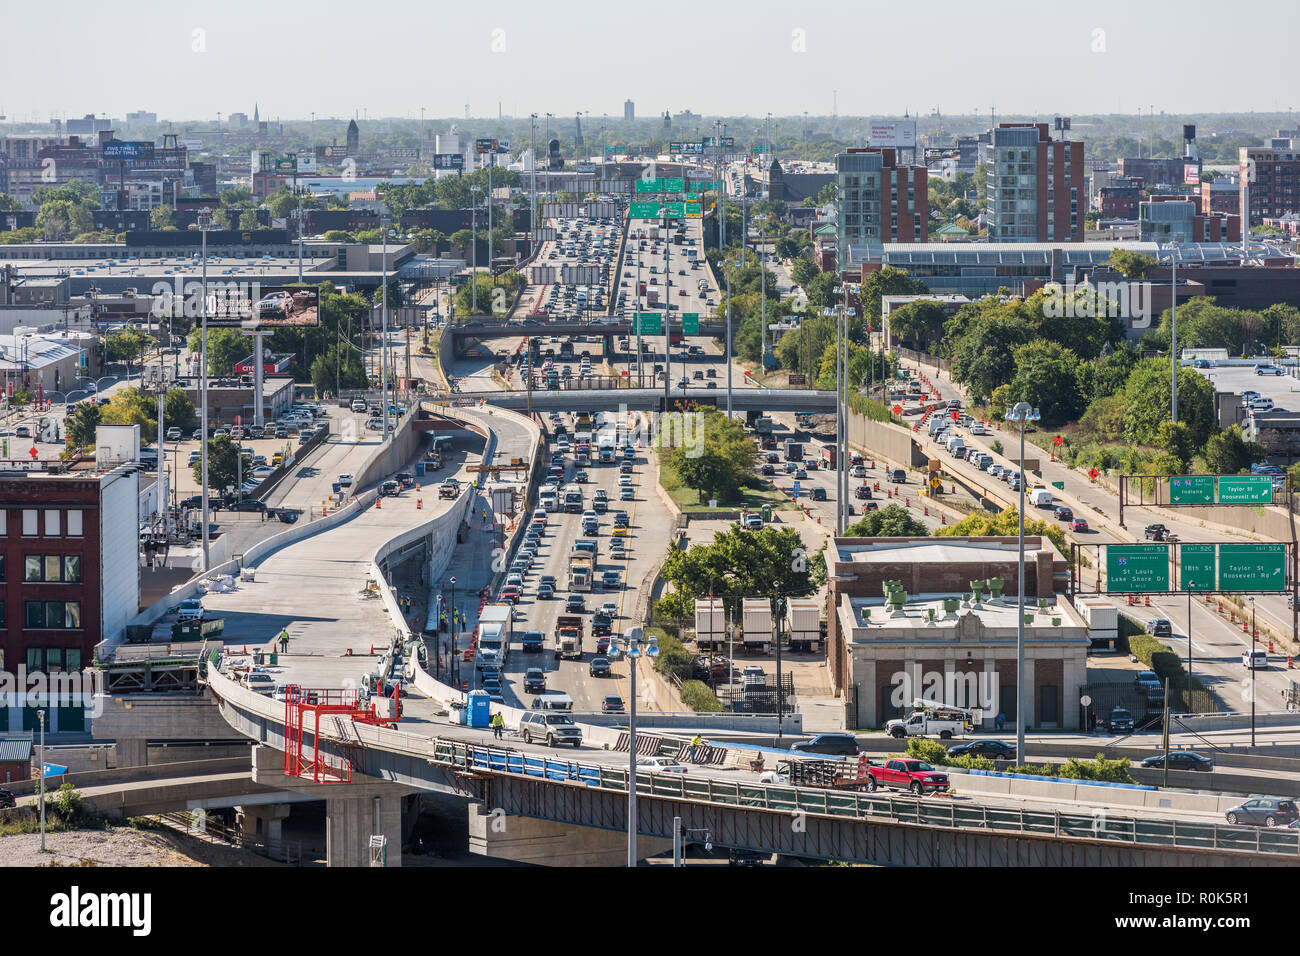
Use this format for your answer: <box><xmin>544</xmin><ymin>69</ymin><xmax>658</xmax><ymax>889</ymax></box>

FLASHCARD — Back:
<box><xmin>4</xmin><ymin>0</ymin><xmax>1297</xmax><ymax>123</ymax></box>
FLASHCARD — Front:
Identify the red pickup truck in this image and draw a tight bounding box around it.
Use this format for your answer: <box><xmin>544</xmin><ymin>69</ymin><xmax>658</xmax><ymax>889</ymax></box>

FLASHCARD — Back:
<box><xmin>868</xmin><ymin>758</ymin><xmax>950</xmax><ymax>795</ymax></box>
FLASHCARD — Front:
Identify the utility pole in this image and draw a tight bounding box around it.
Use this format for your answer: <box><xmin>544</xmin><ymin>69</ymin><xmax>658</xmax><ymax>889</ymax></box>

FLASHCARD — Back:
<box><xmin>197</xmin><ymin>208</ymin><xmax>211</xmax><ymax>571</ymax></box>
<box><xmin>381</xmin><ymin>210</ymin><xmax>390</xmax><ymax>439</ymax></box>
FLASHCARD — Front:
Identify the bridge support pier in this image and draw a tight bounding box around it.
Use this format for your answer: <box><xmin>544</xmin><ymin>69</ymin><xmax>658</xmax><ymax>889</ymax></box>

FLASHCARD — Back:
<box><xmin>236</xmin><ymin>802</ymin><xmax>291</xmax><ymax>861</ymax></box>
<box><xmin>326</xmin><ymin>792</ymin><xmax>404</xmax><ymax>867</ymax></box>
<box><xmin>467</xmin><ymin>804</ymin><xmax>672</xmax><ymax>866</ymax></box>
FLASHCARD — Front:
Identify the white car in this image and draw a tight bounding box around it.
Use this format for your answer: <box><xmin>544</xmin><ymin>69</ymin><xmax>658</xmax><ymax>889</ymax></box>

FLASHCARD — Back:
<box><xmin>970</xmin><ymin>422</ymin><xmax>990</xmax><ymax>436</ymax></box>
<box><xmin>337</xmin><ymin>474</ymin><xmax>354</xmax><ymax>487</ymax></box>
<box><xmin>618</xmin><ymin>474</ymin><xmax>633</xmax><ymax>486</ymax></box>
<box><xmin>637</xmin><ymin>756</ymin><xmax>688</xmax><ymax>774</ymax></box>
<box><xmin>758</xmin><ymin>769</ymin><xmax>791</xmax><ymax>785</ymax></box>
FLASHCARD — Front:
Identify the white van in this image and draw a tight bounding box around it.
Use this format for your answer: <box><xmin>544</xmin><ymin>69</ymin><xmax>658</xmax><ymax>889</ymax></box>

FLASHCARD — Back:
<box><xmin>1029</xmin><ymin>487</ymin><xmax>1054</xmax><ymax>508</ymax></box>
<box><xmin>944</xmin><ymin>433</ymin><xmax>965</xmax><ymax>454</ymax></box>
<box><xmin>531</xmin><ymin>691</ymin><xmax>574</xmax><ymax>711</ymax></box>
<box><xmin>1243</xmin><ymin>649</ymin><xmax>1268</xmax><ymax>669</ymax></box>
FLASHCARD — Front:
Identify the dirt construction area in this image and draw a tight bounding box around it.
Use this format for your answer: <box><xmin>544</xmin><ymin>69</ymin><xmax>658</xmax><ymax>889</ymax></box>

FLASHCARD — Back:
<box><xmin>0</xmin><ymin>826</ymin><xmax>283</xmax><ymax>867</ymax></box>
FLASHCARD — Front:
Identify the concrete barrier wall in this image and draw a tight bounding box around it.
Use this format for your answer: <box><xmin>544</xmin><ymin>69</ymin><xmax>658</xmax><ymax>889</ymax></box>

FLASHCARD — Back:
<box><xmin>352</xmin><ymin>410</ymin><xmax>422</xmax><ymax>494</ymax></box>
<box><xmin>845</xmin><ymin>412</ymin><xmax>927</xmax><ymax>469</ymax></box>
<box><xmin>1150</xmin><ymin>501</ymin><xmax>1296</xmax><ymax>542</ymax></box>
<box><xmin>568</xmin><ymin>711</ymin><xmax>802</xmax><ymax>733</ymax></box>
<box><xmin>954</xmin><ymin>768</ymin><xmax>1240</xmax><ymax>814</ymax></box>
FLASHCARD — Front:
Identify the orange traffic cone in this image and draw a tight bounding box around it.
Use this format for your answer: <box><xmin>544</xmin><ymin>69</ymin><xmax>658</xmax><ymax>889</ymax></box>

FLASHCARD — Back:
<box><xmin>376</xmin><ymin>497</ymin><xmax>382</xmax><ymax>509</ymax></box>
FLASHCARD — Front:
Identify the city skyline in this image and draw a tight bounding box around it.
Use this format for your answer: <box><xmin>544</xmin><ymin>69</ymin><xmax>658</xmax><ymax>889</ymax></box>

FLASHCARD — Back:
<box><xmin>2</xmin><ymin>0</ymin><xmax>1296</xmax><ymax>121</ymax></box>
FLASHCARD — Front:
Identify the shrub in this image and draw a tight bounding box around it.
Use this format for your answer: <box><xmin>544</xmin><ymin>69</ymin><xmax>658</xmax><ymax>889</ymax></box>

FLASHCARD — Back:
<box><xmin>679</xmin><ymin>680</ymin><xmax>724</xmax><ymax>712</ymax></box>
<box><xmin>991</xmin><ymin>439</ymin><xmax>1003</xmax><ymax>455</ymax></box>
<box><xmin>651</xmin><ymin>630</ymin><xmax>694</xmax><ymax>683</ymax></box>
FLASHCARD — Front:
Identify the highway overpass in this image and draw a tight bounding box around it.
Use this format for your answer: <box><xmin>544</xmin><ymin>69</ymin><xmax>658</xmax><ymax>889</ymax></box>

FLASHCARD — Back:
<box><xmin>446</xmin><ymin>386</ymin><xmax>838</xmax><ymax>413</ymax></box>
<box><xmin>448</xmin><ymin>318</ymin><xmax>730</xmax><ymax>345</ymax></box>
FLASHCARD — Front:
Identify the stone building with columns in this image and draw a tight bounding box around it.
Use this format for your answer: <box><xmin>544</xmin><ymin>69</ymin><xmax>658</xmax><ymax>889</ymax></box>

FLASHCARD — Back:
<box><xmin>826</xmin><ymin>536</ymin><xmax>1090</xmax><ymax>731</ymax></box>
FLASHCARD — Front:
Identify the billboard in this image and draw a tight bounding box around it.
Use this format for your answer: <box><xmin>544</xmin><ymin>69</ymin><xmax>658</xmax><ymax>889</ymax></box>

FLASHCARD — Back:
<box><xmin>475</xmin><ymin>138</ymin><xmax>498</xmax><ymax>154</ymax></box>
<box><xmin>296</xmin><ymin>154</ymin><xmax>317</xmax><ymax>173</ymax></box>
<box><xmin>203</xmin><ymin>284</ymin><xmax>320</xmax><ymax>329</ymax></box>
<box><xmin>868</xmin><ymin>121</ymin><xmax>917</xmax><ymax>149</ymax></box>
<box><xmin>670</xmin><ymin>141</ymin><xmax>704</xmax><ymax>154</ymax></box>
<box><xmin>1184</xmin><ymin>163</ymin><xmax>1201</xmax><ymax>185</ymax></box>
<box><xmin>273</xmin><ymin>155</ymin><xmax>297</xmax><ymax>173</ymax></box>
<box><xmin>321</xmin><ymin>145</ymin><xmax>349</xmax><ymax>159</ymax></box>
<box><xmin>433</xmin><ymin>153</ymin><xmax>464</xmax><ymax>170</ymax></box>
<box><xmin>102</xmin><ymin>140</ymin><xmax>155</xmax><ymax>161</ymax></box>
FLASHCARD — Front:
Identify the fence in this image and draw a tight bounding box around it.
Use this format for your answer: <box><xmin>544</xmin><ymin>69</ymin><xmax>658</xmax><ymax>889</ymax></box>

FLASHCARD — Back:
<box><xmin>427</xmin><ymin>738</ymin><xmax>1300</xmax><ymax>859</ymax></box>
<box><xmin>152</xmin><ymin>810</ymin><xmax>311</xmax><ymax>865</ymax></box>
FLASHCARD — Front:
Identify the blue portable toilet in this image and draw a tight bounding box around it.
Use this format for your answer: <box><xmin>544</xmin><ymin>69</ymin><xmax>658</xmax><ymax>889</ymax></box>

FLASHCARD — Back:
<box><xmin>416</xmin><ymin>460</ymin><xmax>426</xmax><ymax>477</ymax></box>
<box><xmin>465</xmin><ymin>690</ymin><xmax>491</xmax><ymax>728</ymax></box>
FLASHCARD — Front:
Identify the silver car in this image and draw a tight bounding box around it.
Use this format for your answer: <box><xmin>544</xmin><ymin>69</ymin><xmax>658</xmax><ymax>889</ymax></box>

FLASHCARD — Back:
<box><xmin>518</xmin><ymin>711</ymin><xmax>582</xmax><ymax>747</ymax></box>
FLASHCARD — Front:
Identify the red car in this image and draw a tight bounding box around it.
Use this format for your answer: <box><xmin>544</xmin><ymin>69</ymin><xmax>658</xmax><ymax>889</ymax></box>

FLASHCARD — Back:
<box><xmin>498</xmin><ymin>586</ymin><xmax>521</xmax><ymax>604</ymax></box>
<box><xmin>1070</xmin><ymin>517</ymin><xmax>1089</xmax><ymax>532</ymax></box>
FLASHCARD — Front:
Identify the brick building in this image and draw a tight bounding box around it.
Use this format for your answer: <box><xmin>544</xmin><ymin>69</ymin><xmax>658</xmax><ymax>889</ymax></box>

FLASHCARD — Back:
<box><xmin>1240</xmin><ymin>145</ymin><xmax>1300</xmax><ymax>224</ymax></box>
<box><xmin>986</xmin><ymin>123</ymin><xmax>1084</xmax><ymax>242</ymax></box>
<box><xmin>834</xmin><ymin>147</ymin><xmax>928</xmax><ymax>256</ymax></box>
<box><xmin>0</xmin><ymin>463</ymin><xmax>140</xmax><ymax>734</ymax></box>
<box><xmin>826</xmin><ymin>537</ymin><xmax>1088</xmax><ymax>730</ymax></box>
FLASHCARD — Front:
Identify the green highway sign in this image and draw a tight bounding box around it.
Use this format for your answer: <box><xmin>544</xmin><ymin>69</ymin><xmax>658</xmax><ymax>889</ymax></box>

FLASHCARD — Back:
<box><xmin>630</xmin><ymin>202</ymin><xmax>660</xmax><ymax>218</ymax></box>
<box><xmin>1179</xmin><ymin>544</ymin><xmax>1216</xmax><ymax>592</ymax></box>
<box><xmin>1169</xmin><ymin>475</ymin><xmax>1214</xmax><ymax>505</ymax></box>
<box><xmin>1218</xmin><ymin>475</ymin><xmax>1273</xmax><ymax>504</ymax></box>
<box><xmin>1218</xmin><ymin>543</ymin><xmax>1286</xmax><ymax>591</ymax></box>
<box><xmin>635</xmin><ymin>179</ymin><xmax>658</xmax><ymax>194</ymax></box>
<box><xmin>1050</xmin><ymin>481</ymin><xmax>1065</xmax><ymax>490</ymax></box>
<box><xmin>684</xmin><ymin>200</ymin><xmax>701</xmax><ymax>218</ymax></box>
<box><xmin>663</xmin><ymin>177</ymin><xmax>684</xmax><ymax>193</ymax></box>
<box><xmin>663</xmin><ymin>202</ymin><xmax>685</xmax><ymax>217</ymax></box>
<box><xmin>634</xmin><ymin>312</ymin><xmax>662</xmax><ymax>335</ymax></box>
<box><xmin>634</xmin><ymin>177</ymin><xmax>684</xmax><ymax>194</ymax></box>
<box><xmin>1106</xmin><ymin>544</ymin><xmax>1169</xmax><ymax>593</ymax></box>
<box><xmin>682</xmin><ymin>313</ymin><xmax>699</xmax><ymax>334</ymax></box>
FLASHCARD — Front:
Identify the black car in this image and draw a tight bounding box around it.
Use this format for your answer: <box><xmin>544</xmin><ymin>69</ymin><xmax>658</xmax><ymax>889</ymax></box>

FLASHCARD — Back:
<box><xmin>947</xmin><ymin>739</ymin><xmax>1018</xmax><ymax>761</ymax></box>
<box><xmin>1140</xmin><ymin>751</ymin><xmax>1214</xmax><ymax>772</ymax></box>
<box><xmin>1053</xmin><ymin>505</ymin><xmax>1073</xmax><ymax>522</ymax></box>
<box><xmin>396</xmin><ymin>472</ymin><xmax>416</xmax><ymax>488</ymax></box>
<box><xmin>589</xmin><ymin>656</ymin><xmax>611</xmax><ymax>677</ymax></box>
<box><xmin>1144</xmin><ymin>523</ymin><xmax>1168</xmax><ymax>541</ymax></box>
<box><xmin>523</xmin><ymin>667</ymin><xmax>546</xmax><ymax>693</ymax></box>
<box><xmin>180</xmin><ymin>495</ymin><xmax>223</xmax><ymax>512</ymax></box>
<box><xmin>602</xmin><ymin>694</ymin><xmax>625</xmax><ymax>713</ymax></box>
<box><xmin>1225</xmin><ymin>796</ymin><xmax>1299</xmax><ymax>827</ymax></box>
<box><xmin>810</xmin><ymin>487</ymin><xmax>827</xmax><ymax>501</ymax></box>
<box><xmin>228</xmin><ymin>498</ymin><xmax>267</xmax><ymax>513</ymax></box>
<box><xmin>0</xmin><ymin>788</ymin><xmax>14</xmax><ymax>809</ymax></box>
<box><xmin>566</xmin><ymin>595</ymin><xmax>585</xmax><ymax>613</ymax></box>
<box><xmin>789</xmin><ymin>733</ymin><xmax>860</xmax><ymax>756</ymax></box>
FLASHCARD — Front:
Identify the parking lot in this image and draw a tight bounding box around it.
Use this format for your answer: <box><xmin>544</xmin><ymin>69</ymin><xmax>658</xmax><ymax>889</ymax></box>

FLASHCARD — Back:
<box><xmin>1191</xmin><ymin>362</ymin><xmax>1300</xmax><ymax>417</ymax></box>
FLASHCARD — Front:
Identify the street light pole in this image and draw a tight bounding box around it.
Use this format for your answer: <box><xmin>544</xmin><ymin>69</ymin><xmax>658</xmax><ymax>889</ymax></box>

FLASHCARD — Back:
<box><xmin>1250</xmin><ymin>596</ymin><xmax>1256</xmax><ymax>747</ymax></box>
<box><xmin>197</xmin><ymin>208</ymin><xmax>212</xmax><ymax>571</ymax></box>
<box><xmin>613</xmin><ymin>626</ymin><xmax>655</xmax><ymax>867</ymax></box>
<box><xmin>772</xmin><ymin>585</ymin><xmax>785</xmax><ymax>744</ymax></box>
<box><xmin>1004</xmin><ymin>401</ymin><xmax>1040</xmax><ymax>762</ymax></box>
<box><xmin>1170</xmin><ymin>249</ymin><xmax>1178</xmax><ymax>423</ymax></box>
<box><xmin>381</xmin><ymin>210</ymin><xmax>390</xmax><ymax>440</ymax></box>
<box><xmin>725</xmin><ymin>258</ymin><xmax>733</xmax><ymax>417</ymax></box>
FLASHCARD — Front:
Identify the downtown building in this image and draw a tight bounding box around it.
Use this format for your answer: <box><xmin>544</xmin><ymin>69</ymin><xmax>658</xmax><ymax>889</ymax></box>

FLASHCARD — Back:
<box><xmin>834</xmin><ymin>147</ymin><xmax>928</xmax><ymax>265</ymax></box>
<box><xmin>1240</xmin><ymin>144</ymin><xmax>1300</xmax><ymax>224</ymax></box>
<box><xmin>985</xmin><ymin>123</ymin><xmax>1084</xmax><ymax>242</ymax></box>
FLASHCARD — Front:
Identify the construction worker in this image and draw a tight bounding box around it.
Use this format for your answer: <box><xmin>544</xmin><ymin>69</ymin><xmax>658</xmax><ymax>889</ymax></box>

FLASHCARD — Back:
<box><xmin>689</xmin><ymin>734</ymin><xmax>704</xmax><ymax>762</ymax></box>
<box><xmin>278</xmin><ymin>629</ymin><xmax>290</xmax><ymax>654</ymax></box>
<box><xmin>491</xmin><ymin>712</ymin><xmax>504</xmax><ymax>739</ymax></box>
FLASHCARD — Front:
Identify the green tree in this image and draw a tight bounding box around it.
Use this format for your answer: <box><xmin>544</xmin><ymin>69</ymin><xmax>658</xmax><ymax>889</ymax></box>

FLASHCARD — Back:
<box><xmin>187</xmin><ymin>326</ymin><xmax>246</xmax><ymax>377</ymax></box>
<box><xmin>35</xmin><ymin>199</ymin><xmax>93</xmax><ymax>240</ymax></box>
<box><xmin>104</xmin><ymin>328</ymin><xmax>152</xmax><ymax>374</ymax></box>
<box><xmin>657</xmin><ymin>525</ymin><xmax>817</xmax><ymax>620</ymax></box>
<box><xmin>857</xmin><ymin>267</ymin><xmax>927</xmax><ymax>336</ymax></box>
<box><xmin>99</xmin><ymin>386</ymin><xmax>159</xmax><ymax>442</ymax></box>
<box><xmin>64</xmin><ymin>402</ymin><xmax>102</xmax><ymax>449</ymax></box>
<box><xmin>449</xmin><ymin>229</ymin><xmax>474</xmax><ymax>257</ymax></box>
<box><xmin>949</xmin><ymin>315</ymin><xmax>1033</xmax><ymax>400</ymax></box>
<box><xmin>1122</xmin><ymin>358</ymin><xmax>1216</xmax><ymax>446</ymax></box>
<box><xmin>844</xmin><ymin>504</ymin><xmax>929</xmax><ymax>537</ymax></box>
<box><xmin>1152</xmin><ymin>420</ymin><xmax>1195</xmax><ymax>467</ymax></box>
<box><xmin>1107</xmin><ymin>249</ymin><xmax>1158</xmax><ymax>280</ymax></box>
<box><xmin>149</xmin><ymin>205</ymin><xmax>177</xmax><ymax>230</ymax></box>
<box><xmin>1006</xmin><ymin>341</ymin><xmax>1087</xmax><ymax>427</ymax></box>
<box><xmin>195</xmin><ymin>434</ymin><xmax>240</xmax><ymax>494</ymax></box>
<box><xmin>1203</xmin><ymin>425</ymin><xmax>1264</xmax><ymax>474</ymax></box>
<box><xmin>164</xmin><ymin>387</ymin><xmax>196</xmax><ymax>431</ymax></box>
<box><xmin>936</xmin><ymin>506</ymin><xmax>1069</xmax><ymax>558</ymax></box>
<box><xmin>887</xmin><ymin>299</ymin><xmax>949</xmax><ymax>351</ymax></box>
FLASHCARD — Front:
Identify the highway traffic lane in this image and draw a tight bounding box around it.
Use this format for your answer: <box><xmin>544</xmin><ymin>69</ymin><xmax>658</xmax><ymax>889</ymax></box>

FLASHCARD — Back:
<box><xmin>496</xmin><ymin>425</ymin><xmax>670</xmax><ymax>712</ymax></box>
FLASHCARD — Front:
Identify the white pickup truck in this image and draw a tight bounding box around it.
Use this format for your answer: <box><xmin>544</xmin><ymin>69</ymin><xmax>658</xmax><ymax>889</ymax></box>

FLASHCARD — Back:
<box><xmin>886</xmin><ymin>708</ymin><xmax>975</xmax><ymax>740</ymax></box>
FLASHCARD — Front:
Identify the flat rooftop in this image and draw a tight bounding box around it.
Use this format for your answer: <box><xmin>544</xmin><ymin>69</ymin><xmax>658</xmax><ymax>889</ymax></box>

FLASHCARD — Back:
<box><xmin>833</xmin><ymin>538</ymin><xmax>1052</xmax><ymax>566</ymax></box>
<box><xmin>847</xmin><ymin>592</ymin><xmax>1085</xmax><ymax>632</ymax></box>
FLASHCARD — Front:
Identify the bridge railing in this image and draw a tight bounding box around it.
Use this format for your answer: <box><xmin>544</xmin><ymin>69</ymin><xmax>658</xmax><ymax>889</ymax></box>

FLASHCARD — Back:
<box><xmin>427</xmin><ymin>737</ymin><xmax>1300</xmax><ymax>858</ymax></box>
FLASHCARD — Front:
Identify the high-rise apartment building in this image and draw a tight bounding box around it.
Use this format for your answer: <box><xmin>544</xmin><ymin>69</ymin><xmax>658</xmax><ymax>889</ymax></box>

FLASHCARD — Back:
<box><xmin>986</xmin><ymin>123</ymin><xmax>1084</xmax><ymax>242</ymax></box>
<box><xmin>1240</xmin><ymin>145</ymin><xmax>1300</xmax><ymax>224</ymax></box>
<box><xmin>834</xmin><ymin>147</ymin><xmax>927</xmax><ymax>260</ymax></box>
<box><xmin>624</xmin><ymin>100</ymin><xmax>635</xmax><ymax>122</ymax></box>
